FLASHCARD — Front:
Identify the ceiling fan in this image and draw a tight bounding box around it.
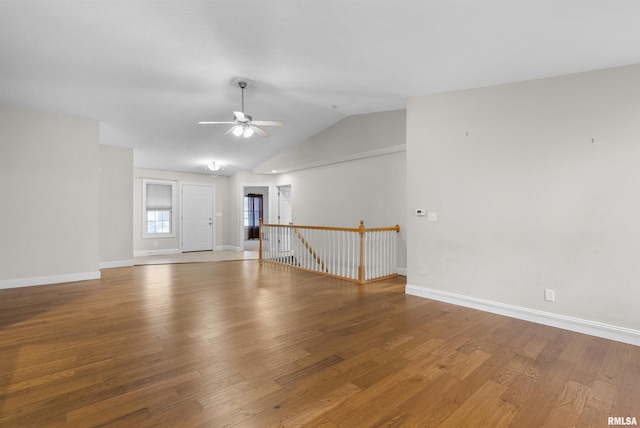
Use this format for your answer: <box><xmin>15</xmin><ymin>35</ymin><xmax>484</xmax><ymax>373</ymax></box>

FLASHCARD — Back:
<box><xmin>198</xmin><ymin>79</ymin><xmax>284</xmax><ymax>138</ymax></box>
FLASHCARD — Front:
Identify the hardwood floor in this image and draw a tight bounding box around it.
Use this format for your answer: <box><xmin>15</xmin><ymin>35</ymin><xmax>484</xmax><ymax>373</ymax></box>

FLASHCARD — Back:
<box><xmin>1</xmin><ymin>261</ymin><xmax>639</xmax><ymax>427</ymax></box>
<box><xmin>134</xmin><ymin>247</ymin><xmax>258</xmax><ymax>265</ymax></box>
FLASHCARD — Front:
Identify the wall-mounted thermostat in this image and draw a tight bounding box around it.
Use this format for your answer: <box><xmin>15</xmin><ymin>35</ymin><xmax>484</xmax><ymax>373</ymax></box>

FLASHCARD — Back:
<box><xmin>415</xmin><ymin>209</ymin><xmax>426</xmax><ymax>216</ymax></box>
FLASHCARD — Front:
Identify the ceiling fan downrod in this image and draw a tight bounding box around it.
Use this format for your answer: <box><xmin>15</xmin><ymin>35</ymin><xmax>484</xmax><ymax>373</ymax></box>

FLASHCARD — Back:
<box><xmin>238</xmin><ymin>81</ymin><xmax>247</xmax><ymax>114</ymax></box>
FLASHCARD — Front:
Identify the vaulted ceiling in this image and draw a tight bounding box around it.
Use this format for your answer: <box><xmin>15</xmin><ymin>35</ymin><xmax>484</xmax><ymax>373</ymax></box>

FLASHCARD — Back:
<box><xmin>2</xmin><ymin>1</ymin><xmax>640</xmax><ymax>175</ymax></box>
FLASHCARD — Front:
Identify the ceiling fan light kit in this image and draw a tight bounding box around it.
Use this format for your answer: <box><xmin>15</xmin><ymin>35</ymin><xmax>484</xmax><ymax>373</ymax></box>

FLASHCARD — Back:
<box><xmin>206</xmin><ymin>162</ymin><xmax>222</xmax><ymax>172</ymax></box>
<box><xmin>205</xmin><ymin>161</ymin><xmax>225</xmax><ymax>177</ymax></box>
<box><xmin>198</xmin><ymin>78</ymin><xmax>284</xmax><ymax>139</ymax></box>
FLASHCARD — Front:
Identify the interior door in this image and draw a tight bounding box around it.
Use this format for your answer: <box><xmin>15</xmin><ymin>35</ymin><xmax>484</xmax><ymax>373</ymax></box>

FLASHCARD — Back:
<box><xmin>182</xmin><ymin>184</ymin><xmax>213</xmax><ymax>252</ymax></box>
<box><xmin>278</xmin><ymin>185</ymin><xmax>291</xmax><ymax>225</ymax></box>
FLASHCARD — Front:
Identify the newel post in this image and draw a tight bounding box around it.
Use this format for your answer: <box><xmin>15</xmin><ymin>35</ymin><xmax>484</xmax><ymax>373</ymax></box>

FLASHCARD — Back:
<box><xmin>357</xmin><ymin>220</ymin><xmax>365</xmax><ymax>283</ymax></box>
<box><xmin>258</xmin><ymin>218</ymin><xmax>263</xmax><ymax>261</ymax></box>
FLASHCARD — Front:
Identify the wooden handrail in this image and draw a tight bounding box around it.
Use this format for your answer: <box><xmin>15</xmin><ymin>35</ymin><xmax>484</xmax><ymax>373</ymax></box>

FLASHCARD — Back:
<box><xmin>259</xmin><ymin>222</ymin><xmax>400</xmax><ymax>234</ymax></box>
<box><xmin>262</xmin><ymin>224</ymin><xmax>359</xmax><ymax>232</ymax></box>
<box><xmin>362</xmin><ymin>225</ymin><xmax>400</xmax><ymax>233</ymax></box>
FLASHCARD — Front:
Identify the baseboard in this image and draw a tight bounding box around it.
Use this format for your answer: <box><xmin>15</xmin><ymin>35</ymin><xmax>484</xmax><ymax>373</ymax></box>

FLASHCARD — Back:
<box><xmin>396</xmin><ymin>267</ymin><xmax>407</xmax><ymax>276</ymax></box>
<box><xmin>406</xmin><ymin>284</ymin><xmax>640</xmax><ymax>347</ymax></box>
<box><xmin>100</xmin><ymin>260</ymin><xmax>134</xmax><ymax>269</ymax></box>
<box><xmin>0</xmin><ymin>271</ymin><xmax>101</xmax><ymax>290</ymax></box>
<box><xmin>133</xmin><ymin>249</ymin><xmax>181</xmax><ymax>257</ymax></box>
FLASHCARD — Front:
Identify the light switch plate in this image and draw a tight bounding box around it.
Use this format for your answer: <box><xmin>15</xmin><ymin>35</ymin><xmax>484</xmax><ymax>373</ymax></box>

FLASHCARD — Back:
<box><xmin>415</xmin><ymin>209</ymin><xmax>426</xmax><ymax>216</ymax></box>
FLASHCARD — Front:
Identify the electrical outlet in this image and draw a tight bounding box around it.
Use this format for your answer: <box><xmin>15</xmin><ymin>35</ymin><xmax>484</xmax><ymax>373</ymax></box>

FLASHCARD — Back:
<box><xmin>544</xmin><ymin>289</ymin><xmax>555</xmax><ymax>302</ymax></box>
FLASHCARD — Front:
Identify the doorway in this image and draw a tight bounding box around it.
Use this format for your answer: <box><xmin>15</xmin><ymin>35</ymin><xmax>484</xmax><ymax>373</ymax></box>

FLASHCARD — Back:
<box><xmin>244</xmin><ymin>194</ymin><xmax>263</xmax><ymax>240</ymax></box>
<box><xmin>242</xmin><ymin>185</ymin><xmax>269</xmax><ymax>250</ymax></box>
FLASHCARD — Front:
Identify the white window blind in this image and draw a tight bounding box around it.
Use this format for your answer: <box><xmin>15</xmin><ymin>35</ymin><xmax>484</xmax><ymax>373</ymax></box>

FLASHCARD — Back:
<box><xmin>146</xmin><ymin>183</ymin><xmax>172</xmax><ymax>210</ymax></box>
<box><xmin>142</xmin><ymin>179</ymin><xmax>175</xmax><ymax>238</ymax></box>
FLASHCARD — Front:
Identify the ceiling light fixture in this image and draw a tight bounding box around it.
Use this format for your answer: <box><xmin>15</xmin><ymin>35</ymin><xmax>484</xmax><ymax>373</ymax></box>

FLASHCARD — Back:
<box><xmin>230</xmin><ymin>123</ymin><xmax>255</xmax><ymax>139</ymax></box>
<box><xmin>206</xmin><ymin>162</ymin><xmax>223</xmax><ymax>177</ymax></box>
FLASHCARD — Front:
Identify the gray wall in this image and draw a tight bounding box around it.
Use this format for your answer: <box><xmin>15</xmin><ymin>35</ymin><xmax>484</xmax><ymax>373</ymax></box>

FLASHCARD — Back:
<box><xmin>100</xmin><ymin>145</ymin><xmax>133</xmax><ymax>267</ymax></box>
<box><xmin>0</xmin><ymin>105</ymin><xmax>101</xmax><ymax>286</ymax></box>
<box><xmin>406</xmin><ymin>64</ymin><xmax>640</xmax><ymax>336</ymax></box>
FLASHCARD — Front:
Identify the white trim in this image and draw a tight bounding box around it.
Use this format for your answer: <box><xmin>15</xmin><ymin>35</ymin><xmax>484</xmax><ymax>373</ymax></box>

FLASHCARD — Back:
<box><xmin>405</xmin><ymin>284</ymin><xmax>640</xmax><ymax>346</ymax></box>
<box><xmin>396</xmin><ymin>267</ymin><xmax>407</xmax><ymax>276</ymax></box>
<box><xmin>99</xmin><ymin>260</ymin><xmax>134</xmax><ymax>269</ymax></box>
<box><xmin>133</xmin><ymin>248</ymin><xmax>181</xmax><ymax>257</ymax></box>
<box><xmin>251</xmin><ymin>144</ymin><xmax>407</xmax><ymax>175</ymax></box>
<box><xmin>0</xmin><ymin>271</ymin><xmax>101</xmax><ymax>290</ymax></box>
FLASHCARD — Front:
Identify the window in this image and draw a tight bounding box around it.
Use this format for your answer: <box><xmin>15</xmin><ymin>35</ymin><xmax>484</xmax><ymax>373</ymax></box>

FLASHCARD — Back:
<box><xmin>142</xmin><ymin>179</ymin><xmax>175</xmax><ymax>238</ymax></box>
<box><xmin>147</xmin><ymin>210</ymin><xmax>171</xmax><ymax>234</ymax></box>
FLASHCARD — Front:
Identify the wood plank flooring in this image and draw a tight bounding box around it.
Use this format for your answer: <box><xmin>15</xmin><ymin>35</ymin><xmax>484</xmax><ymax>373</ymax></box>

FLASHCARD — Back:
<box><xmin>1</xmin><ymin>260</ymin><xmax>639</xmax><ymax>427</ymax></box>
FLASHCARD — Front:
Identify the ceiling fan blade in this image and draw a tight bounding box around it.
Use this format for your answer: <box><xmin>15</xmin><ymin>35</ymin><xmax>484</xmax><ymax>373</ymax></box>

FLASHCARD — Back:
<box><xmin>250</xmin><ymin>125</ymin><xmax>270</xmax><ymax>138</ymax></box>
<box><xmin>222</xmin><ymin>126</ymin><xmax>237</xmax><ymax>136</ymax></box>
<box><xmin>198</xmin><ymin>121</ymin><xmax>236</xmax><ymax>125</ymax></box>
<box><xmin>233</xmin><ymin>111</ymin><xmax>246</xmax><ymax>122</ymax></box>
<box><xmin>251</xmin><ymin>120</ymin><xmax>284</xmax><ymax>127</ymax></box>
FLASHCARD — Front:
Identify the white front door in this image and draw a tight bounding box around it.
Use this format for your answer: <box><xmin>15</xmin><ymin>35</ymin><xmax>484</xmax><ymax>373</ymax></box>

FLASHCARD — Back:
<box><xmin>182</xmin><ymin>184</ymin><xmax>213</xmax><ymax>252</ymax></box>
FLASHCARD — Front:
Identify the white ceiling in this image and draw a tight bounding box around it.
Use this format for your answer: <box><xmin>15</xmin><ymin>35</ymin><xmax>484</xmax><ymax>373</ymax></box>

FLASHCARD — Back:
<box><xmin>2</xmin><ymin>1</ymin><xmax>640</xmax><ymax>176</ymax></box>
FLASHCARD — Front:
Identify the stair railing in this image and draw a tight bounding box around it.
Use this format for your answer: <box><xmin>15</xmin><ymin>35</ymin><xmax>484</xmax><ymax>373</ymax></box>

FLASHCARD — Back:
<box><xmin>291</xmin><ymin>226</ymin><xmax>329</xmax><ymax>273</ymax></box>
<box><xmin>259</xmin><ymin>219</ymin><xmax>400</xmax><ymax>284</ymax></box>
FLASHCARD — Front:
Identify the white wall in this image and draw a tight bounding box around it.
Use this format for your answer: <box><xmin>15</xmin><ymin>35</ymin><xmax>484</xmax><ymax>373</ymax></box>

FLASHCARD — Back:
<box><xmin>133</xmin><ymin>168</ymin><xmax>230</xmax><ymax>255</ymax></box>
<box><xmin>0</xmin><ymin>105</ymin><xmax>101</xmax><ymax>287</ymax></box>
<box><xmin>100</xmin><ymin>145</ymin><xmax>133</xmax><ymax>268</ymax></box>
<box><xmin>406</xmin><ymin>64</ymin><xmax>640</xmax><ymax>343</ymax></box>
